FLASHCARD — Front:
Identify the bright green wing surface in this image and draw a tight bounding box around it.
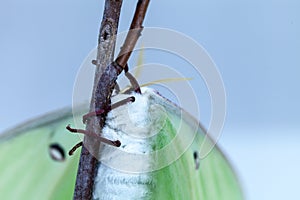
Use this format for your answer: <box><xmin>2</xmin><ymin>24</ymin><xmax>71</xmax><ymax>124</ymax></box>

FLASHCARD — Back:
<box><xmin>0</xmin><ymin>108</ymin><xmax>82</xmax><ymax>200</ymax></box>
<box><xmin>0</xmin><ymin>89</ymin><xmax>243</xmax><ymax>200</ymax></box>
<box><xmin>150</xmin><ymin>120</ymin><xmax>243</xmax><ymax>200</ymax></box>
<box><xmin>92</xmin><ymin>89</ymin><xmax>243</xmax><ymax>200</ymax></box>
<box><xmin>150</xmin><ymin>91</ymin><xmax>244</xmax><ymax>200</ymax></box>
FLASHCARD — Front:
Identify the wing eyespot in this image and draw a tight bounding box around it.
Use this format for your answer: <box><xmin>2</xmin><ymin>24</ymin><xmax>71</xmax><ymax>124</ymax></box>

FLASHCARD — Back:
<box><xmin>193</xmin><ymin>151</ymin><xmax>200</xmax><ymax>170</ymax></box>
<box><xmin>49</xmin><ymin>143</ymin><xmax>66</xmax><ymax>162</ymax></box>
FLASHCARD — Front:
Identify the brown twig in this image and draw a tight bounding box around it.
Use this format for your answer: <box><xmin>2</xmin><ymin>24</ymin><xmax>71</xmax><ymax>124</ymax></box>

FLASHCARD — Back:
<box><xmin>73</xmin><ymin>0</ymin><xmax>150</xmax><ymax>199</ymax></box>
<box><xmin>115</xmin><ymin>0</ymin><xmax>150</xmax><ymax>68</ymax></box>
<box><xmin>73</xmin><ymin>1</ymin><xmax>123</xmax><ymax>199</ymax></box>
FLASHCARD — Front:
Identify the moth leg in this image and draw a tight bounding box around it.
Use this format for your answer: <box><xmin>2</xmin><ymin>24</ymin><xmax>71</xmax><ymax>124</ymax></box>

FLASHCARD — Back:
<box><xmin>82</xmin><ymin>96</ymin><xmax>135</xmax><ymax>123</ymax></box>
<box><xmin>66</xmin><ymin>125</ymin><xmax>121</xmax><ymax>147</ymax></box>
<box><xmin>114</xmin><ymin>83</ymin><xmax>121</xmax><ymax>95</ymax></box>
<box><xmin>69</xmin><ymin>141</ymin><xmax>83</xmax><ymax>156</ymax></box>
<box><xmin>125</xmin><ymin>72</ymin><xmax>141</xmax><ymax>94</ymax></box>
<box><xmin>123</xmin><ymin>64</ymin><xmax>142</xmax><ymax>94</ymax></box>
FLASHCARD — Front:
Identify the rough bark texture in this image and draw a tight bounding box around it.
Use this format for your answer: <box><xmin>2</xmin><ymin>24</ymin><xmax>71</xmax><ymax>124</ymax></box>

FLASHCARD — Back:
<box><xmin>73</xmin><ymin>1</ymin><xmax>123</xmax><ymax>199</ymax></box>
<box><xmin>73</xmin><ymin>0</ymin><xmax>150</xmax><ymax>199</ymax></box>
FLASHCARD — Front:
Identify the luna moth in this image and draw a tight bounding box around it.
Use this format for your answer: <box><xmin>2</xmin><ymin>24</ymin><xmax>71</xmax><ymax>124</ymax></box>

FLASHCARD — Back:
<box><xmin>0</xmin><ymin>0</ymin><xmax>243</xmax><ymax>198</ymax></box>
<box><xmin>0</xmin><ymin>85</ymin><xmax>243</xmax><ymax>199</ymax></box>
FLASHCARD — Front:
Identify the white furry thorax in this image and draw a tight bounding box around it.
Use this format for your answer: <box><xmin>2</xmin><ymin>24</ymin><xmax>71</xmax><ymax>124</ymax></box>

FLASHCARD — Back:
<box><xmin>102</xmin><ymin>87</ymin><xmax>166</xmax><ymax>153</ymax></box>
<box><xmin>93</xmin><ymin>87</ymin><xmax>166</xmax><ymax>200</ymax></box>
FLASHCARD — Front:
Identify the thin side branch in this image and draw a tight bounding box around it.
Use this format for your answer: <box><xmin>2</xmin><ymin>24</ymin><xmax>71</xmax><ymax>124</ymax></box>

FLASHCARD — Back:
<box><xmin>116</xmin><ymin>0</ymin><xmax>150</xmax><ymax>68</ymax></box>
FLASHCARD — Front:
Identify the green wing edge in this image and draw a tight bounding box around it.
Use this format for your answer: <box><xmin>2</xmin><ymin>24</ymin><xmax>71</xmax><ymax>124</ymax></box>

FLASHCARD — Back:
<box><xmin>0</xmin><ymin>92</ymin><xmax>243</xmax><ymax>200</ymax></box>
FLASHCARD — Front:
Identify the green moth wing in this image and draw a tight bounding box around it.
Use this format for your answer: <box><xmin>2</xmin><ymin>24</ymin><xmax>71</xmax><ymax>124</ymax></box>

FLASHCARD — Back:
<box><xmin>0</xmin><ymin>108</ymin><xmax>82</xmax><ymax>200</ymax></box>
<box><xmin>0</xmin><ymin>88</ymin><xmax>243</xmax><ymax>200</ymax></box>
<box><xmin>93</xmin><ymin>88</ymin><xmax>243</xmax><ymax>200</ymax></box>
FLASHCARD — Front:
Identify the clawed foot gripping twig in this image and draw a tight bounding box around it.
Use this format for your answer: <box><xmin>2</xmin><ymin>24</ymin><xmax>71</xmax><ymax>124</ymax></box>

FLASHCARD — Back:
<box><xmin>82</xmin><ymin>96</ymin><xmax>135</xmax><ymax>124</ymax></box>
<box><xmin>67</xmin><ymin>96</ymin><xmax>134</xmax><ymax>155</ymax></box>
<box><xmin>66</xmin><ymin>125</ymin><xmax>121</xmax><ymax>155</ymax></box>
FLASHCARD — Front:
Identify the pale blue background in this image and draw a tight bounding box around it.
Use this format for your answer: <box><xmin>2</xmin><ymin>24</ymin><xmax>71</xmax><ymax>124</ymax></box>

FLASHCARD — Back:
<box><xmin>0</xmin><ymin>0</ymin><xmax>299</xmax><ymax>199</ymax></box>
